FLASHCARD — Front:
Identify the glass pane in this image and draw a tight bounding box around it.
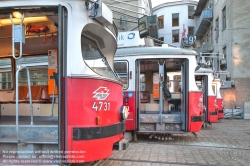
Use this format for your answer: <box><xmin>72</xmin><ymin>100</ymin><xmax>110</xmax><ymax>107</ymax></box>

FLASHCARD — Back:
<box><xmin>19</xmin><ymin>66</ymin><xmax>48</xmax><ymax>86</ymax></box>
<box><xmin>172</xmin><ymin>13</ymin><xmax>179</xmax><ymax>18</ymax></box>
<box><xmin>17</xmin><ymin>56</ymin><xmax>48</xmax><ymax>86</ymax></box>
<box><xmin>140</xmin><ymin>73</ymin><xmax>145</xmax><ymax>91</ymax></box>
<box><xmin>81</xmin><ymin>36</ymin><xmax>118</xmax><ymax>80</ymax></box>
<box><xmin>114</xmin><ymin>61</ymin><xmax>129</xmax><ymax>89</ymax></box>
<box><xmin>0</xmin><ymin>58</ymin><xmax>12</xmax><ymax>89</ymax></box>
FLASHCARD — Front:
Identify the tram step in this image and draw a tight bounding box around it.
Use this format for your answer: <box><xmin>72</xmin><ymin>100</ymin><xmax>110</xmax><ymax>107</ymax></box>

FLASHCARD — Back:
<box><xmin>0</xmin><ymin>137</ymin><xmax>58</xmax><ymax>144</ymax></box>
<box><xmin>140</xmin><ymin>113</ymin><xmax>182</xmax><ymax>123</ymax></box>
<box><xmin>0</xmin><ymin>125</ymin><xmax>58</xmax><ymax>141</ymax></box>
<box><xmin>139</xmin><ymin>122</ymin><xmax>183</xmax><ymax>132</ymax></box>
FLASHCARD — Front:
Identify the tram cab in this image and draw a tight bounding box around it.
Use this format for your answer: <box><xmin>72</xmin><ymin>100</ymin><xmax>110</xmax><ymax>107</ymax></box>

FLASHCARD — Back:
<box><xmin>114</xmin><ymin>46</ymin><xmax>204</xmax><ymax>140</ymax></box>
<box><xmin>212</xmin><ymin>79</ymin><xmax>224</xmax><ymax>119</ymax></box>
<box><xmin>0</xmin><ymin>0</ymin><xmax>128</xmax><ymax>164</ymax></box>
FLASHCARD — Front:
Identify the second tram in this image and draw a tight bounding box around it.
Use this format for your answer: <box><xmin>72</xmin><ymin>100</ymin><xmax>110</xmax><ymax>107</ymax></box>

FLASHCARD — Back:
<box><xmin>114</xmin><ymin>47</ymin><xmax>204</xmax><ymax>140</ymax></box>
<box><xmin>195</xmin><ymin>69</ymin><xmax>218</xmax><ymax>124</ymax></box>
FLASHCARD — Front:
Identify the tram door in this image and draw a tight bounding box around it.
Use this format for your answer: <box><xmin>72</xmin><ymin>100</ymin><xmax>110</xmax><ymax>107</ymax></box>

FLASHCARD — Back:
<box><xmin>181</xmin><ymin>59</ymin><xmax>188</xmax><ymax>132</ymax></box>
<box><xmin>135</xmin><ymin>59</ymin><xmax>140</xmax><ymax>131</ymax></box>
<box><xmin>201</xmin><ymin>76</ymin><xmax>208</xmax><ymax>125</ymax></box>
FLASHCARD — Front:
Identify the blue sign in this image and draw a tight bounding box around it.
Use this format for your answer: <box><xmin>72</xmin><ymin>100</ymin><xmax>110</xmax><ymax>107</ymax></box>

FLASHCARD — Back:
<box><xmin>127</xmin><ymin>33</ymin><xmax>135</xmax><ymax>39</ymax></box>
<box><xmin>182</xmin><ymin>34</ymin><xmax>196</xmax><ymax>46</ymax></box>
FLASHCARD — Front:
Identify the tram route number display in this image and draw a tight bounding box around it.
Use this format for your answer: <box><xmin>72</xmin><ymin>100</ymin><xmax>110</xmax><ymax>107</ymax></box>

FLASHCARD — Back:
<box><xmin>92</xmin><ymin>102</ymin><xmax>110</xmax><ymax>111</ymax></box>
<box><xmin>182</xmin><ymin>34</ymin><xmax>196</xmax><ymax>47</ymax></box>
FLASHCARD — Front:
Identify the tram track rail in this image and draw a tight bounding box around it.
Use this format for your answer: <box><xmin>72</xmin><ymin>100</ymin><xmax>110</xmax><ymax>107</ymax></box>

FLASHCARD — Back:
<box><xmin>133</xmin><ymin>141</ymin><xmax>250</xmax><ymax>150</ymax></box>
<box><xmin>108</xmin><ymin>158</ymin><xmax>231</xmax><ymax>166</ymax></box>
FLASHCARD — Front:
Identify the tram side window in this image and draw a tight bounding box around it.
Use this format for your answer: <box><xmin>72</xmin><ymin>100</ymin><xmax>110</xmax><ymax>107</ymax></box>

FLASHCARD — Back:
<box><xmin>196</xmin><ymin>80</ymin><xmax>203</xmax><ymax>91</ymax></box>
<box><xmin>19</xmin><ymin>66</ymin><xmax>48</xmax><ymax>86</ymax></box>
<box><xmin>173</xmin><ymin>75</ymin><xmax>181</xmax><ymax>92</ymax></box>
<box><xmin>114</xmin><ymin>61</ymin><xmax>129</xmax><ymax>89</ymax></box>
<box><xmin>0</xmin><ymin>58</ymin><xmax>12</xmax><ymax>89</ymax></box>
<box><xmin>18</xmin><ymin>56</ymin><xmax>48</xmax><ymax>86</ymax></box>
<box><xmin>168</xmin><ymin>75</ymin><xmax>181</xmax><ymax>92</ymax></box>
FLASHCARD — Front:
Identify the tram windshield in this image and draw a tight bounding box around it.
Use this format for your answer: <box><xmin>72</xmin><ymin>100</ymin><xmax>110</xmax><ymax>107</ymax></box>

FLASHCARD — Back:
<box><xmin>81</xmin><ymin>36</ymin><xmax>118</xmax><ymax>80</ymax></box>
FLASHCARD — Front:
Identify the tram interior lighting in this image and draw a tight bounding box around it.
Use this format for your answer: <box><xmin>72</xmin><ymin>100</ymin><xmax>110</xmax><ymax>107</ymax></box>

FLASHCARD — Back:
<box><xmin>0</xmin><ymin>16</ymin><xmax>49</xmax><ymax>26</ymax></box>
<box><xmin>12</xmin><ymin>11</ymin><xmax>23</xmax><ymax>19</ymax></box>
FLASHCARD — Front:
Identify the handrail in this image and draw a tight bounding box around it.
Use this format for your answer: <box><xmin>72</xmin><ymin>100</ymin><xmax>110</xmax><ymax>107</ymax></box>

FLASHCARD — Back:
<box><xmin>10</xmin><ymin>13</ymin><xmax>33</xmax><ymax>142</ymax></box>
<box><xmin>10</xmin><ymin>13</ymin><xmax>25</xmax><ymax>60</ymax></box>
<box><xmin>15</xmin><ymin>66</ymin><xmax>33</xmax><ymax>140</ymax></box>
<box><xmin>158</xmin><ymin>60</ymin><xmax>165</xmax><ymax>125</ymax></box>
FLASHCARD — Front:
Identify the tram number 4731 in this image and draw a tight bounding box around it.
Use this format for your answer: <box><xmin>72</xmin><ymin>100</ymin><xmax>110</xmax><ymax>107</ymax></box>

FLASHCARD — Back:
<box><xmin>92</xmin><ymin>102</ymin><xmax>111</xmax><ymax>111</ymax></box>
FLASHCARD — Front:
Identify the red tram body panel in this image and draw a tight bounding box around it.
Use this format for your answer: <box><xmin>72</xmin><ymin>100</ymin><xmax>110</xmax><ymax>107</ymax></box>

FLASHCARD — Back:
<box><xmin>207</xmin><ymin>96</ymin><xmax>218</xmax><ymax>122</ymax></box>
<box><xmin>188</xmin><ymin>91</ymin><xmax>204</xmax><ymax>132</ymax></box>
<box><xmin>123</xmin><ymin>91</ymin><xmax>136</xmax><ymax>131</ymax></box>
<box><xmin>67</xmin><ymin>78</ymin><xmax>124</xmax><ymax>162</ymax></box>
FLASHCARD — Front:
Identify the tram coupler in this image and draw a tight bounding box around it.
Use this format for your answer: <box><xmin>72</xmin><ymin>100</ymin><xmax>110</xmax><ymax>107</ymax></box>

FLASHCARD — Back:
<box><xmin>113</xmin><ymin>138</ymin><xmax>129</xmax><ymax>150</ymax></box>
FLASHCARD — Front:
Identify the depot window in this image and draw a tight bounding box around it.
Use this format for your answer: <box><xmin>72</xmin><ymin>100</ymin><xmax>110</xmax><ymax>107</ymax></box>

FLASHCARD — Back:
<box><xmin>81</xmin><ymin>36</ymin><xmax>118</xmax><ymax>80</ymax></box>
<box><xmin>158</xmin><ymin>15</ymin><xmax>164</xmax><ymax>29</ymax></box>
<box><xmin>172</xmin><ymin>29</ymin><xmax>179</xmax><ymax>43</ymax></box>
<box><xmin>172</xmin><ymin>13</ymin><xmax>179</xmax><ymax>27</ymax></box>
<box><xmin>188</xmin><ymin>6</ymin><xmax>195</xmax><ymax>19</ymax></box>
<box><xmin>222</xmin><ymin>6</ymin><xmax>226</xmax><ymax>30</ymax></box>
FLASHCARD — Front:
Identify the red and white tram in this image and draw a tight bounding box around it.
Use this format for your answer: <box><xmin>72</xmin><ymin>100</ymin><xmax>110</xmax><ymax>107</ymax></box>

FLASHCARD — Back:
<box><xmin>114</xmin><ymin>47</ymin><xmax>204</xmax><ymax>140</ymax></box>
<box><xmin>195</xmin><ymin>69</ymin><xmax>218</xmax><ymax>124</ymax></box>
<box><xmin>212</xmin><ymin>79</ymin><xmax>224</xmax><ymax>119</ymax></box>
<box><xmin>0</xmin><ymin>0</ymin><xmax>128</xmax><ymax>164</ymax></box>
<box><xmin>165</xmin><ymin>70</ymin><xmax>218</xmax><ymax>127</ymax></box>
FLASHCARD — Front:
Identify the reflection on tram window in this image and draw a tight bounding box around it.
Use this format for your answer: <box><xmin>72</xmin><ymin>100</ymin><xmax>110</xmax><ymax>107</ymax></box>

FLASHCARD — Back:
<box><xmin>81</xmin><ymin>36</ymin><xmax>118</xmax><ymax>80</ymax></box>
<box><xmin>0</xmin><ymin>58</ymin><xmax>12</xmax><ymax>89</ymax></box>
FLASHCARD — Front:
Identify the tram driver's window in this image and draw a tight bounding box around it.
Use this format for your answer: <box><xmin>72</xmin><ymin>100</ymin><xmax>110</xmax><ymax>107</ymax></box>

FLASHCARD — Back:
<box><xmin>173</xmin><ymin>75</ymin><xmax>181</xmax><ymax>92</ymax></box>
<box><xmin>0</xmin><ymin>58</ymin><xmax>12</xmax><ymax>89</ymax></box>
<box><xmin>114</xmin><ymin>61</ymin><xmax>129</xmax><ymax>89</ymax></box>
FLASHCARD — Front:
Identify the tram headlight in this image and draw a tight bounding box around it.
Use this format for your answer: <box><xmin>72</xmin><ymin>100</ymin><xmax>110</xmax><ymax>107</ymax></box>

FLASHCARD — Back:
<box><xmin>120</xmin><ymin>106</ymin><xmax>129</xmax><ymax>121</ymax></box>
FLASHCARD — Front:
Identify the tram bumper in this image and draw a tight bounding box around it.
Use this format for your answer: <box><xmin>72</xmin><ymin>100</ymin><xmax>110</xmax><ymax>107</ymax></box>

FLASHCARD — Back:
<box><xmin>113</xmin><ymin>138</ymin><xmax>129</xmax><ymax>150</ymax></box>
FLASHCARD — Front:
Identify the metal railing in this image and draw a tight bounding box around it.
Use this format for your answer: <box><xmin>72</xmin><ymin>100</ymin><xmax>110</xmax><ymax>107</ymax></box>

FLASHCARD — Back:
<box><xmin>194</xmin><ymin>9</ymin><xmax>213</xmax><ymax>36</ymax></box>
<box><xmin>10</xmin><ymin>13</ymin><xmax>33</xmax><ymax>142</ymax></box>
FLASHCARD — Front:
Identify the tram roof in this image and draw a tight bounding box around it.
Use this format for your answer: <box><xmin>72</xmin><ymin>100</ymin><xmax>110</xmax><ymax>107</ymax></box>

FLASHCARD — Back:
<box><xmin>115</xmin><ymin>47</ymin><xmax>198</xmax><ymax>57</ymax></box>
